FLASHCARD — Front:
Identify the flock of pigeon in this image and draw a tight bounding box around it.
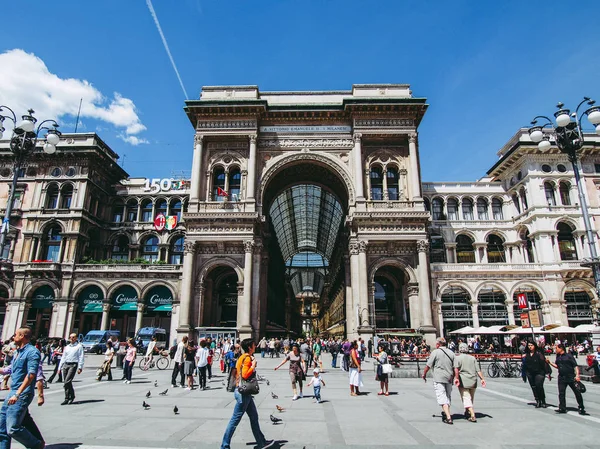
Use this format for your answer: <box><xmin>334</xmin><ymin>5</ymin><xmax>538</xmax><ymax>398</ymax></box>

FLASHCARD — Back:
<box><xmin>139</xmin><ymin>376</ymin><xmax>282</xmax><ymax>423</ymax></box>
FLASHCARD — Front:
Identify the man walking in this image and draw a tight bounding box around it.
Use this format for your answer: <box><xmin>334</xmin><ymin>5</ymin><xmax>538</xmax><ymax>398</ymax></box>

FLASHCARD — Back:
<box><xmin>171</xmin><ymin>336</ymin><xmax>187</xmax><ymax>388</ymax></box>
<box><xmin>422</xmin><ymin>337</ymin><xmax>455</xmax><ymax>425</ymax></box>
<box><xmin>548</xmin><ymin>343</ymin><xmax>586</xmax><ymax>415</ymax></box>
<box><xmin>330</xmin><ymin>340</ymin><xmax>339</xmax><ymax>369</ymax></box>
<box><xmin>0</xmin><ymin>326</ymin><xmax>43</xmax><ymax>449</ymax></box>
<box><xmin>58</xmin><ymin>333</ymin><xmax>84</xmax><ymax>405</ymax></box>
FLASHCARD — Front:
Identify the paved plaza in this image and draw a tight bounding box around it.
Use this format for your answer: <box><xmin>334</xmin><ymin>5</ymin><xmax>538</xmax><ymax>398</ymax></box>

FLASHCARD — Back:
<box><xmin>5</xmin><ymin>354</ymin><xmax>600</xmax><ymax>449</ymax></box>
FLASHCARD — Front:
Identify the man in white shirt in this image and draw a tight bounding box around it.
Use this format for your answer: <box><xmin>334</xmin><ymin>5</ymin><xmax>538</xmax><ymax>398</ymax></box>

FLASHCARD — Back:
<box><xmin>58</xmin><ymin>333</ymin><xmax>84</xmax><ymax>405</ymax></box>
<box><xmin>145</xmin><ymin>336</ymin><xmax>157</xmax><ymax>363</ymax></box>
<box><xmin>171</xmin><ymin>336</ymin><xmax>188</xmax><ymax>388</ymax></box>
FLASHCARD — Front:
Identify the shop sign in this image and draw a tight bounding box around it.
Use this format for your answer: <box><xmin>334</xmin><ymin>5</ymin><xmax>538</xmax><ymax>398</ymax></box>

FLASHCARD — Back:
<box><xmin>111</xmin><ymin>285</ymin><xmax>139</xmax><ymax>311</ymax></box>
<box><xmin>31</xmin><ymin>285</ymin><xmax>55</xmax><ymax>309</ymax></box>
<box><xmin>145</xmin><ymin>285</ymin><xmax>173</xmax><ymax>312</ymax></box>
<box><xmin>78</xmin><ymin>285</ymin><xmax>104</xmax><ymax>313</ymax></box>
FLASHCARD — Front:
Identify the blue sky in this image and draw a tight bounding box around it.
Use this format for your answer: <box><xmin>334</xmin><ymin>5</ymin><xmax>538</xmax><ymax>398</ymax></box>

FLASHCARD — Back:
<box><xmin>1</xmin><ymin>0</ymin><xmax>599</xmax><ymax>182</ymax></box>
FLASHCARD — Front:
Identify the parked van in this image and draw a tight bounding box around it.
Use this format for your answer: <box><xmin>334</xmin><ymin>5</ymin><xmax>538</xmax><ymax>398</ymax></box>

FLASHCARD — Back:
<box><xmin>82</xmin><ymin>330</ymin><xmax>121</xmax><ymax>354</ymax></box>
<box><xmin>135</xmin><ymin>327</ymin><xmax>167</xmax><ymax>352</ymax></box>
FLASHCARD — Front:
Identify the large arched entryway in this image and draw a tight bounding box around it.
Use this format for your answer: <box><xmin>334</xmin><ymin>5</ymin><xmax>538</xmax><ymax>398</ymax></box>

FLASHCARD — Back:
<box><xmin>371</xmin><ymin>265</ymin><xmax>407</xmax><ymax>330</ymax></box>
<box><xmin>200</xmin><ymin>266</ymin><xmax>240</xmax><ymax>328</ymax></box>
<box><xmin>261</xmin><ymin>160</ymin><xmax>350</xmax><ymax>337</ymax></box>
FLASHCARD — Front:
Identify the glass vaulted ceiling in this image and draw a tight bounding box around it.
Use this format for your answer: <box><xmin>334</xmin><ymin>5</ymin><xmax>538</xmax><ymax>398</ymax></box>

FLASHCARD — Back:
<box><xmin>269</xmin><ymin>185</ymin><xmax>344</xmax><ymax>298</ymax></box>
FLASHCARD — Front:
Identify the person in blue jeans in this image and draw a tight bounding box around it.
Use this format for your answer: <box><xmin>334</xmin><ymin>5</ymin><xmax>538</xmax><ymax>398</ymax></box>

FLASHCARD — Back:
<box><xmin>221</xmin><ymin>338</ymin><xmax>274</xmax><ymax>449</ymax></box>
<box><xmin>0</xmin><ymin>326</ymin><xmax>43</xmax><ymax>449</ymax></box>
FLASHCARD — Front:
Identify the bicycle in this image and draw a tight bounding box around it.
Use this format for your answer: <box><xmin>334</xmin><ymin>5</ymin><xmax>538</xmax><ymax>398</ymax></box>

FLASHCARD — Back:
<box><xmin>139</xmin><ymin>351</ymin><xmax>171</xmax><ymax>371</ymax></box>
<box><xmin>487</xmin><ymin>357</ymin><xmax>520</xmax><ymax>378</ymax></box>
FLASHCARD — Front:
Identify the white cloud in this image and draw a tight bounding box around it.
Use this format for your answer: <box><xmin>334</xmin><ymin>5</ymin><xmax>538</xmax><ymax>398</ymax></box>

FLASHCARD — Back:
<box><xmin>0</xmin><ymin>49</ymin><xmax>146</xmax><ymax>144</ymax></box>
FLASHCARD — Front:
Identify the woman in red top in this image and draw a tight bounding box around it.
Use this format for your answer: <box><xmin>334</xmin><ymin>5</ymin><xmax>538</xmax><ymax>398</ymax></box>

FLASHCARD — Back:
<box><xmin>220</xmin><ymin>339</ymin><xmax>274</xmax><ymax>449</ymax></box>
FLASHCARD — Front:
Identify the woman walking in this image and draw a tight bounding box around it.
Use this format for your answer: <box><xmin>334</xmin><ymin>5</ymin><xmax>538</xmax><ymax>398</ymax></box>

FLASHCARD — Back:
<box><xmin>453</xmin><ymin>343</ymin><xmax>486</xmax><ymax>422</ymax></box>
<box><xmin>349</xmin><ymin>340</ymin><xmax>363</xmax><ymax>396</ymax></box>
<box><xmin>184</xmin><ymin>340</ymin><xmax>197</xmax><ymax>390</ymax></box>
<box><xmin>274</xmin><ymin>344</ymin><xmax>306</xmax><ymax>400</ymax></box>
<box><xmin>123</xmin><ymin>338</ymin><xmax>137</xmax><ymax>384</ymax></box>
<box><xmin>375</xmin><ymin>343</ymin><xmax>389</xmax><ymax>396</ymax></box>
<box><xmin>522</xmin><ymin>341</ymin><xmax>549</xmax><ymax>408</ymax></box>
<box><xmin>196</xmin><ymin>339</ymin><xmax>209</xmax><ymax>390</ymax></box>
<box><xmin>48</xmin><ymin>339</ymin><xmax>65</xmax><ymax>383</ymax></box>
<box><xmin>221</xmin><ymin>338</ymin><xmax>274</xmax><ymax>449</ymax></box>
<box><xmin>97</xmin><ymin>340</ymin><xmax>115</xmax><ymax>381</ymax></box>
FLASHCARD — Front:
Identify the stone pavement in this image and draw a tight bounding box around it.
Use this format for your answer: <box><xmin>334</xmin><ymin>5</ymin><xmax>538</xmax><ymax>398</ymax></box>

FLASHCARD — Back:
<box><xmin>4</xmin><ymin>354</ymin><xmax>600</xmax><ymax>449</ymax></box>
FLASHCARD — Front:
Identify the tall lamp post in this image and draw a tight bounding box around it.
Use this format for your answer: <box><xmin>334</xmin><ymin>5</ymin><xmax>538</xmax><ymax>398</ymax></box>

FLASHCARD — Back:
<box><xmin>0</xmin><ymin>107</ymin><xmax>61</xmax><ymax>259</ymax></box>
<box><xmin>527</xmin><ymin>98</ymin><xmax>600</xmax><ymax>312</ymax></box>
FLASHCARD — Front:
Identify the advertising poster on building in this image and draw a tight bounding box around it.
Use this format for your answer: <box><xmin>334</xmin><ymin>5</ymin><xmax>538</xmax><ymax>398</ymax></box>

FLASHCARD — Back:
<box><xmin>521</xmin><ymin>312</ymin><xmax>530</xmax><ymax>328</ymax></box>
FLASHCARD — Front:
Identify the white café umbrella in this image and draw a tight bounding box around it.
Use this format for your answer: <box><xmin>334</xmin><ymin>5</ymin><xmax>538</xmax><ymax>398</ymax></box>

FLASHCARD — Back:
<box><xmin>574</xmin><ymin>324</ymin><xmax>596</xmax><ymax>333</ymax></box>
<box><xmin>448</xmin><ymin>326</ymin><xmax>474</xmax><ymax>335</ymax></box>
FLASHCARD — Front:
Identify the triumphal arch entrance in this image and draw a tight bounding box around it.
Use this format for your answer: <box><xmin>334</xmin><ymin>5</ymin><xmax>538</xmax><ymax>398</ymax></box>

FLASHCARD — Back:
<box><xmin>178</xmin><ymin>84</ymin><xmax>435</xmax><ymax>342</ymax></box>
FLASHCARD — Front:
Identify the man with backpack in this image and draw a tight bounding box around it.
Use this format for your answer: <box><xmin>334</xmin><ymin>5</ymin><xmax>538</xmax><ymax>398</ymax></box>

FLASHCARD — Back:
<box><xmin>330</xmin><ymin>340</ymin><xmax>339</xmax><ymax>368</ymax></box>
<box><xmin>171</xmin><ymin>336</ymin><xmax>187</xmax><ymax>388</ymax></box>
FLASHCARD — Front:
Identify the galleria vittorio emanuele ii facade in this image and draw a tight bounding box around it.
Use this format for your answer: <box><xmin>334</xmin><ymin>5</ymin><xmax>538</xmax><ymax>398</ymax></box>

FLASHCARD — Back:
<box><xmin>1</xmin><ymin>84</ymin><xmax>599</xmax><ymax>344</ymax></box>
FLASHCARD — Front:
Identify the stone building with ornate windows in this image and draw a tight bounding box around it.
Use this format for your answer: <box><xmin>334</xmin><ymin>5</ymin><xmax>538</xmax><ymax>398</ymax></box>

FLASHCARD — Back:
<box><xmin>1</xmin><ymin>85</ymin><xmax>599</xmax><ymax>344</ymax></box>
<box><xmin>424</xmin><ymin>129</ymin><xmax>600</xmax><ymax>335</ymax></box>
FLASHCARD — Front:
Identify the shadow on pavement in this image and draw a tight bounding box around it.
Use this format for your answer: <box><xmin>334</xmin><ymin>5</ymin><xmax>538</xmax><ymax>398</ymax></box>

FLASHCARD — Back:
<box><xmin>46</xmin><ymin>444</ymin><xmax>82</xmax><ymax>449</ymax></box>
<box><xmin>72</xmin><ymin>399</ymin><xmax>105</xmax><ymax>405</ymax></box>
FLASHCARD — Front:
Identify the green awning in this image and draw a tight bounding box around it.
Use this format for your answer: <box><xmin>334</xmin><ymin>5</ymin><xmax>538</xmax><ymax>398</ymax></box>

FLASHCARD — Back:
<box><xmin>82</xmin><ymin>302</ymin><xmax>103</xmax><ymax>313</ymax></box>
<box><xmin>153</xmin><ymin>304</ymin><xmax>172</xmax><ymax>312</ymax></box>
<box><xmin>119</xmin><ymin>302</ymin><xmax>138</xmax><ymax>311</ymax></box>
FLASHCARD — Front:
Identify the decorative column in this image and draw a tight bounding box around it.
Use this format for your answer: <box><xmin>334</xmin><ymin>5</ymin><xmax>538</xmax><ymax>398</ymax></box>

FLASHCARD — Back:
<box><xmin>407</xmin><ymin>283</ymin><xmax>420</xmax><ymax>329</ymax></box>
<box><xmin>205</xmin><ymin>170</ymin><xmax>213</xmax><ymax>201</ymax></box>
<box><xmin>365</xmin><ymin>169</ymin><xmax>371</xmax><ymax>200</ymax></box>
<box><xmin>445</xmin><ymin>243</ymin><xmax>456</xmax><ymax>264</ymax></box>
<box><xmin>408</xmin><ymin>133</ymin><xmax>421</xmax><ymax>200</ymax></box>
<box><xmin>352</xmin><ymin>134</ymin><xmax>365</xmax><ymax>200</ymax></box>
<box><xmin>506</xmin><ymin>300</ymin><xmax>516</xmax><ymax>325</ymax></box>
<box><xmin>382</xmin><ymin>169</ymin><xmax>389</xmax><ymax>200</ymax></box>
<box><xmin>190</xmin><ymin>134</ymin><xmax>204</xmax><ymax>206</ymax></box>
<box><xmin>357</xmin><ymin>241</ymin><xmax>372</xmax><ymax>335</ymax></box>
<box><xmin>135</xmin><ymin>303</ymin><xmax>145</xmax><ymax>334</ymax></box>
<box><xmin>63</xmin><ymin>302</ymin><xmax>76</xmax><ymax>338</ymax></box>
<box><xmin>471</xmin><ymin>301</ymin><xmax>480</xmax><ymax>328</ymax></box>
<box><xmin>100</xmin><ymin>303</ymin><xmax>110</xmax><ymax>330</ymax></box>
<box><xmin>196</xmin><ymin>282</ymin><xmax>206</xmax><ymax>327</ymax></box>
<box><xmin>348</xmin><ymin>240</ymin><xmax>361</xmax><ymax>339</ymax></box>
<box><xmin>399</xmin><ymin>169</ymin><xmax>408</xmax><ymax>201</ymax></box>
<box><xmin>344</xmin><ymin>255</ymin><xmax>356</xmax><ymax>339</ymax></box>
<box><xmin>417</xmin><ymin>240</ymin><xmax>436</xmax><ymax>343</ymax></box>
<box><xmin>177</xmin><ymin>241</ymin><xmax>196</xmax><ymax>335</ymax></box>
<box><xmin>238</xmin><ymin>240</ymin><xmax>254</xmax><ymax>338</ymax></box>
<box><xmin>246</xmin><ymin>135</ymin><xmax>258</xmax><ymax>201</ymax></box>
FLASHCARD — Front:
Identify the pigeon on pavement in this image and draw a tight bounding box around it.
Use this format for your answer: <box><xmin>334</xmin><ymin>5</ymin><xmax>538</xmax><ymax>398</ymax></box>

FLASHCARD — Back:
<box><xmin>154</xmin><ymin>380</ymin><xmax>158</xmax><ymax>387</ymax></box>
<box><xmin>143</xmin><ymin>401</ymin><xmax>150</xmax><ymax>409</ymax></box>
<box><xmin>271</xmin><ymin>392</ymin><xmax>278</xmax><ymax>399</ymax></box>
<box><xmin>146</xmin><ymin>391</ymin><xmax>151</xmax><ymax>398</ymax></box>
<box><xmin>276</xmin><ymin>405</ymin><xmax>284</xmax><ymax>412</ymax></box>
<box><xmin>173</xmin><ymin>405</ymin><xmax>179</xmax><ymax>415</ymax></box>
<box><xmin>270</xmin><ymin>414</ymin><xmax>282</xmax><ymax>424</ymax></box>
<box><xmin>159</xmin><ymin>389</ymin><xmax>168</xmax><ymax>396</ymax></box>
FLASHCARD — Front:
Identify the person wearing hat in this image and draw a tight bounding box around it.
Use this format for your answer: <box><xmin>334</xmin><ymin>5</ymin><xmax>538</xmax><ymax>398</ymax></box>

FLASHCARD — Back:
<box><xmin>307</xmin><ymin>367</ymin><xmax>326</xmax><ymax>403</ymax></box>
<box><xmin>453</xmin><ymin>342</ymin><xmax>486</xmax><ymax>422</ymax></box>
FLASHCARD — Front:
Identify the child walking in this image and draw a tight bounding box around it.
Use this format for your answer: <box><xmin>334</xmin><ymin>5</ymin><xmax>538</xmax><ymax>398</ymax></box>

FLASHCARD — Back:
<box><xmin>307</xmin><ymin>368</ymin><xmax>326</xmax><ymax>403</ymax></box>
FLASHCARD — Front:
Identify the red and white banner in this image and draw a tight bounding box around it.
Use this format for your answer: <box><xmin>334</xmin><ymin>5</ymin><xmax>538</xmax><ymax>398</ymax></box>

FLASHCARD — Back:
<box><xmin>154</xmin><ymin>213</ymin><xmax>166</xmax><ymax>232</ymax></box>
<box><xmin>517</xmin><ymin>293</ymin><xmax>529</xmax><ymax>309</ymax></box>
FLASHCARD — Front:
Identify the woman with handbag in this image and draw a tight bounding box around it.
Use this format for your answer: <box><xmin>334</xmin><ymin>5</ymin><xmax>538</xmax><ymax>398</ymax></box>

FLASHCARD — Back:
<box><xmin>220</xmin><ymin>338</ymin><xmax>274</xmax><ymax>449</ymax></box>
<box><xmin>453</xmin><ymin>343</ymin><xmax>486</xmax><ymax>422</ymax></box>
<box><xmin>97</xmin><ymin>340</ymin><xmax>115</xmax><ymax>381</ymax></box>
<box><xmin>375</xmin><ymin>344</ymin><xmax>390</xmax><ymax>396</ymax></box>
<box><xmin>274</xmin><ymin>343</ymin><xmax>306</xmax><ymax>400</ymax></box>
<box><xmin>522</xmin><ymin>341</ymin><xmax>549</xmax><ymax>408</ymax></box>
<box><xmin>349</xmin><ymin>340</ymin><xmax>363</xmax><ymax>396</ymax></box>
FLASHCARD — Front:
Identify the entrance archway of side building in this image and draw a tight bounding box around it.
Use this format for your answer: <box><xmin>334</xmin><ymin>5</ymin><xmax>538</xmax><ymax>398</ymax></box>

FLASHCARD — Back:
<box><xmin>260</xmin><ymin>156</ymin><xmax>352</xmax><ymax>338</ymax></box>
<box><xmin>369</xmin><ymin>260</ymin><xmax>417</xmax><ymax>333</ymax></box>
<box><xmin>197</xmin><ymin>259</ymin><xmax>244</xmax><ymax>330</ymax></box>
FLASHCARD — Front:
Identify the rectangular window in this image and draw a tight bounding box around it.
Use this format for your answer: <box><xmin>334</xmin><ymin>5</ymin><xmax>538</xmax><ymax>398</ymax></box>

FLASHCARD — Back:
<box><xmin>11</xmin><ymin>191</ymin><xmax>23</xmax><ymax>210</ymax></box>
<box><xmin>595</xmin><ymin>163</ymin><xmax>600</xmax><ymax>174</ymax></box>
<box><xmin>45</xmin><ymin>245</ymin><xmax>60</xmax><ymax>262</ymax></box>
<box><xmin>170</xmin><ymin>254</ymin><xmax>182</xmax><ymax>264</ymax></box>
<box><xmin>142</xmin><ymin>211</ymin><xmax>153</xmax><ymax>222</ymax></box>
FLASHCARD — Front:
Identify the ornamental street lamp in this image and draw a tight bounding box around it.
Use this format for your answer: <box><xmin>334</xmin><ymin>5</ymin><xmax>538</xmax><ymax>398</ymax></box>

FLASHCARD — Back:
<box><xmin>0</xmin><ymin>106</ymin><xmax>60</xmax><ymax>260</ymax></box>
<box><xmin>528</xmin><ymin>98</ymin><xmax>600</xmax><ymax>305</ymax></box>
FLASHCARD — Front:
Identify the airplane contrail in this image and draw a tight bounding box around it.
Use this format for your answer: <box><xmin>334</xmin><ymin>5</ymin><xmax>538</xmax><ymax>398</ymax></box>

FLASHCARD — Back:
<box><xmin>146</xmin><ymin>0</ymin><xmax>189</xmax><ymax>99</ymax></box>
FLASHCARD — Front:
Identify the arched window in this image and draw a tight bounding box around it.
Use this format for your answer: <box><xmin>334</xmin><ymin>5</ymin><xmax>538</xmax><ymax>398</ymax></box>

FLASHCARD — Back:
<box><xmin>441</xmin><ymin>286</ymin><xmax>472</xmax><ymax>332</ymax></box>
<box><xmin>564</xmin><ymin>289</ymin><xmax>593</xmax><ymax>324</ymax></box>
<box><xmin>456</xmin><ymin>235</ymin><xmax>475</xmax><ymax>263</ymax></box>
<box><xmin>169</xmin><ymin>236</ymin><xmax>184</xmax><ymax>264</ymax></box>
<box><xmin>213</xmin><ymin>167</ymin><xmax>226</xmax><ymax>201</ymax></box>
<box><xmin>141</xmin><ymin>235</ymin><xmax>159</xmax><ymax>262</ymax></box>
<box><xmin>477</xmin><ymin>198</ymin><xmax>489</xmax><ymax>220</ymax></box>
<box><xmin>46</xmin><ymin>185</ymin><xmax>59</xmax><ymax>209</ymax></box>
<box><xmin>229</xmin><ymin>168</ymin><xmax>241</xmax><ymax>201</ymax></box>
<box><xmin>141</xmin><ymin>199</ymin><xmax>153</xmax><ymax>222</ymax></box>
<box><xmin>170</xmin><ymin>200</ymin><xmax>182</xmax><ymax>221</ymax></box>
<box><xmin>513</xmin><ymin>289</ymin><xmax>541</xmax><ymax>324</ymax></box>
<box><xmin>559</xmin><ymin>182</ymin><xmax>571</xmax><ymax>206</ymax></box>
<box><xmin>512</xmin><ymin>194</ymin><xmax>521</xmax><ymax>214</ymax></box>
<box><xmin>492</xmin><ymin>198</ymin><xmax>504</xmax><ymax>220</ymax></box>
<box><xmin>126</xmin><ymin>199</ymin><xmax>138</xmax><ymax>222</ymax></box>
<box><xmin>544</xmin><ymin>182</ymin><xmax>556</xmax><ymax>206</ymax></box>
<box><xmin>112</xmin><ymin>201</ymin><xmax>124</xmax><ymax>223</ymax></box>
<box><xmin>520</xmin><ymin>229</ymin><xmax>535</xmax><ymax>263</ymax></box>
<box><xmin>387</xmin><ymin>167</ymin><xmax>399</xmax><ymax>200</ymax></box>
<box><xmin>111</xmin><ymin>235</ymin><xmax>129</xmax><ymax>261</ymax></box>
<box><xmin>155</xmin><ymin>199</ymin><xmax>167</xmax><ymax>217</ymax></box>
<box><xmin>447</xmin><ymin>198</ymin><xmax>459</xmax><ymax>221</ymax></box>
<box><xmin>370</xmin><ymin>166</ymin><xmax>383</xmax><ymax>200</ymax></box>
<box><xmin>374</xmin><ymin>276</ymin><xmax>398</xmax><ymax>329</ymax></box>
<box><xmin>487</xmin><ymin>234</ymin><xmax>505</xmax><ymax>263</ymax></box>
<box><xmin>557</xmin><ymin>222</ymin><xmax>577</xmax><ymax>260</ymax></box>
<box><xmin>42</xmin><ymin>225</ymin><xmax>62</xmax><ymax>262</ymax></box>
<box><xmin>519</xmin><ymin>187</ymin><xmax>528</xmax><ymax>210</ymax></box>
<box><xmin>60</xmin><ymin>185</ymin><xmax>73</xmax><ymax>209</ymax></box>
<box><xmin>432</xmin><ymin>198</ymin><xmax>444</xmax><ymax>220</ymax></box>
<box><xmin>477</xmin><ymin>287</ymin><xmax>508</xmax><ymax>325</ymax></box>
<box><xmin>430</xmin><ymin>229</ymin><xmax>447</xmax><ymax>263</ymax></box>
<box><xmin>462</xmin><ymin>198</ymin><xmax>474</xmax><ymax>220</ymax></box>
